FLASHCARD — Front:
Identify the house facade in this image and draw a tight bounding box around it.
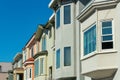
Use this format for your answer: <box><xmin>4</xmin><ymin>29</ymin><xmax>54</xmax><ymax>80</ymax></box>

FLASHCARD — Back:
<box><xmin>77</xmin><ymin>0</ymin><xmax>120</xmax><ymax>80</ymax></box>
<box><xmin>22</xmin><ymin>33</ymin><xmax>40</xmax><ymax>80</ymax></box>
<box><xmin>9</xmin><ymin>0</ymin><xmax>120</xmax><ymax>80</ymax></box>
<box><xmin>34</xmin><ymin>14</ymin><xmax>55</xmax><ymax>80</ymax></box>
<box><xmin>0</xmin><ymin>62</ymin><xmax>12</xmax><ymax>80</ymax></box>
<box><xmin>49</xmin><ymin>0</ymin><xmax>89</xmax><ymax>80</ymax></box>
<box><xmin>13</xmin><ymin>53</ymin><xmax>24</xmax><ymax>80</ymax></box>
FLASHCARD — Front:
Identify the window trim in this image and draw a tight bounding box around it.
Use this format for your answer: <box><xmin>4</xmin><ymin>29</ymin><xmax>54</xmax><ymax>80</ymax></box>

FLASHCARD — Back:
<box><xmin>83</xmin><ymin>23</ymin><xmax>96</xmax><ymax>55</ymax></box>
<box><xmin>101</xmin><ymin>19</ymin><xmax>114</xmax><ymax>50</ymax></box>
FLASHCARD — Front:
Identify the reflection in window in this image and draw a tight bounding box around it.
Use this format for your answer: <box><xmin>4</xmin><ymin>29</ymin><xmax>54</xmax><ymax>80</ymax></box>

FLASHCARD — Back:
<box><xmin>84</xmin><ymin>24</ymin><xmax>96</xmax><ymax>55</ymax></box>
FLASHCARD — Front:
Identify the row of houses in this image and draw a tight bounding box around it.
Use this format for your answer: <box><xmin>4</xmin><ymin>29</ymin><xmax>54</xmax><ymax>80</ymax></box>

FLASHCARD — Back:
<box><xmin>8</xmin><ymin>0</ymin><xmax>120</xmax><ymax>80</ymax></box>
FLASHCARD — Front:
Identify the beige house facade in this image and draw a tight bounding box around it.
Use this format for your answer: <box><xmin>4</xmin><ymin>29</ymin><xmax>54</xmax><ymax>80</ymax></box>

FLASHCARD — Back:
<box><xmin>77</xmin><ymin>0</ymin><xmax>120</xmax><ymax>80</ymax></box>
<box><xmin>34</xmin><ymin>14</ymin><xmax>55</xmax><ymax>80</ymax></box>
<box><xmin>13</xmin><ymin>53</ymin><xmax>24</xmax><ymax>80</ymax></box>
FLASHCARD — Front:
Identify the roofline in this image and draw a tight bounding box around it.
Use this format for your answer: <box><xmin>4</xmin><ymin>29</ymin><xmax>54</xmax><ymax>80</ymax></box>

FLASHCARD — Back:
<box><xmin>49</xmin><ymin>0</ymin><xmax>57</xmax><ymax>9</ymax></box>
<box><xmin>23</xmin><ymin>33</ymin><xmax>36</xmax><ymax>50</ymax></box>
<box><xmin>77</xmin><ymin>0</ymin><xmax>118</xmax><ymax>22</ymax></box>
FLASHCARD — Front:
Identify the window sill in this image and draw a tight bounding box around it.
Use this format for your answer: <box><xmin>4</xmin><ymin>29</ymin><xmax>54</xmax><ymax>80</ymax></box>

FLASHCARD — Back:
<box><xmin>81</xmin><ymin>50</ymin><xmax>117</xmax><ymax>61</ymax></box>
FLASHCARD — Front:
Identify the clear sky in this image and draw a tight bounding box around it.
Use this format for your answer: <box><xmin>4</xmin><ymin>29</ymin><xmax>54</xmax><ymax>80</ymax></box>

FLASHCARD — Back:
<box><xmin>0</xmin><ymin>0</ymin><xmax>52</xmax><ymax>62</ymax></box>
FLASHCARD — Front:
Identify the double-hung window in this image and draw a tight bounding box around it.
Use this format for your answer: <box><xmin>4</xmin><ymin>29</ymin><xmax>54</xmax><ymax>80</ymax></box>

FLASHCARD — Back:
<box><xmin>84</xmin><ymin>24</ymin><xmax>96</xmax><ymax>55</ymax></box>
<box><xmin>64</xmin><ymin>5</ymin><xmax>71</xmax><ymax>24</ymax></box>
<box><xmin>102</xmin><ymin>20</ymin><xmax>113</xmax><ymax>49</ymax></box>
<box><xmin>56</xmin><ymin>9</ymin><xmax>60</xmax><ymax>29</ymax></box>
<box><xmin>56</xmin><ymin>49</ymin><xmax>60</xmax><ymax>69</ymax></box>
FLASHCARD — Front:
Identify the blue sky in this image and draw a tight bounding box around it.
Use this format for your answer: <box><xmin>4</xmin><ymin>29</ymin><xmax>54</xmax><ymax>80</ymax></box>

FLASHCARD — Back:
<box><xmin>0</xmin><ymin>0</ymin><xmax>52</xmax><ymax>62</ymax></box>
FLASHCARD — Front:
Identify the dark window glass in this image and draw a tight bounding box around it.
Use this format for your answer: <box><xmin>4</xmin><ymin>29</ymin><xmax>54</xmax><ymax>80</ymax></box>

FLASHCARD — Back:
<box><xmin>56</xmin><ymin>9</ymin><xmax>60</xmax><ymax>29</ymax></box>
<box><xmin>56</xmin><ymin>49</ymin><xmax>60</xmax><ymax>69</ymax></box>
<box><xmin>64</xmin><ymin>5</ymin><xmax>71</xmax><ymax>24</ymax></box>
<box><xmin>79</xmin><ymin>0</ymin><xmax>92</xmax><ymax>5</ymax></box>
<box><xmin>64</xmin><ymin>47</ymin><xmax>71</xmax><ymax>66</ymax></box>
<box><xmin>30</xmin><ymin>69</ymin><xmax>31</xmax><ymax>78</ymax></box>
<box><xmin>0</xmin><ymin>66</ymin><xmax>1</xmax><ymax>72</ymax></box>
<box><xmin>102</xmin><ymin>42</ymin><xmax>113</xmax><ymax>49</ymax></box>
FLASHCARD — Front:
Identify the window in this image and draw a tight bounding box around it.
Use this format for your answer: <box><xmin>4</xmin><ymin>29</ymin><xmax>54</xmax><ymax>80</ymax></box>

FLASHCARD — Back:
<box><xmin>102</xmin><ymin>20</ymin><xmax>113</xmax><ymax>49</ymax></box>
<box><xmin>49</xmin><ymin>67</ymin><xmax>52</xmax><ymax>79</ymax></box>
<box><xmin>40</xmin><ymin>58</ymin><xmax>44</xmax><ymax>74</ymax></box>
<box><xmin>64</xmin><ymin>5</ymin><xmax>71</xmax><ymax>24</ymax></box>
<box><xmin>56</xmin><ymin>9</ymin><xmax>60</xmax><ymax>29</ymax></box>
<box><xmin>79</xmin><ymin>0</ymin><xmax>92</xmax><ymax>5</ymax></box>
<box><xmin>34</xmin><ymin>59</ymin><xmax>39</xmax><ymax>77</ymax></box>
<box><xmin>56</xmin><ymin>49</ymin><xmax>60</xmax><ymax>69</ymax></box>
<box><xmin>42</xmin><ymin>36</ymin><xmax>46</xmax><ymax>51</ymax></box>
<box><xmin>36</xmin><ymin>43</ymin><xmax>39</xmax><ymax>53</ymax></box>
<box><xmin>61</xmin><ymin>0</ymin><xmax>73</xmax><ymax>4</ymax></box>
<box><xmin>29</xmin><ymin>68</ymin><xmax>32</xmax><ymax>78</ymax></box>
<box><xmin>84</xmin><ymin>24</ymin><xmax>96</xmax><ymax>55</ymax></box>
<box><xmin>0</xmin><ymin>66</ymin><xmax>1</xmax><ymax>72</ymax></box>
<box><xmin>64</xmin><ymin>47</ymin><xmax>71</xmax><ymax>66</ymax></box>
<box><xmin>31</xmin><ymin>47</ymin><xmax>34</xmax><ymax>57</ymax></box>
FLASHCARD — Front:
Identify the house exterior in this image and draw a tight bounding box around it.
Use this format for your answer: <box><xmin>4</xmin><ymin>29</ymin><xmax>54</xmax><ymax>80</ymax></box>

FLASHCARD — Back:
<box><xmin>0</xmin><ymin>62</ymin><xmax>12</xmax><ymax>80</ymax></box>
<box><xmin>22</xmin><ymin>33</ymin><xmax>40</xmax><ymax>80</ymax></box>
<box><xmin>34</xmin><ymin>14</ymin><xmax>55</xmax><ymax>80</ymax></box>
<box><xmin>77</xmin><ymin>0</ymin><xmax>120</xmax><ymax>80</ymax></box>
<box><xmin>48</xmin><ymin>0</ymin><xmax>89</xmax><ymax>80</ymax></box>
<box><xmin>13</xmin><ymin>53</ymin><xmax>24</xmax><ymax>80</ymax></box>
<box><xmin>7</xmin><ymin>70</ymin><xmax>13</xmax><ymax>80</ymax></box>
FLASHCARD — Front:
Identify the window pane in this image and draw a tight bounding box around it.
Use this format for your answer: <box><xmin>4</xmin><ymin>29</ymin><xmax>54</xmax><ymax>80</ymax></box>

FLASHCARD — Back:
<box><xmin>64</xmin><ymin>5</ymin><xmax>71</xmax><ymax>24</ymax></box>
<box><xmin>102</xmin><ymin>35</ymin><xmax>112</xmax><ymax>41</ymax></box>
<box><xmin>42</xmin><ymin>37</ymin><xmax>46</xmax><ymax>51</ymax></box>
<box><xmin>64</xmin><ymin>47</ymin><xmax>71</xmax><ymax>66</ymax></box>
<box><xmin>56</xmin><ymin>49</ymin><xmax>60</xmax><ymax>69</ymax></box>
<box><xmin>102</xmin><ymin>21</ymin><xmax>112</xmax><ymax>28</ymax></box>
<box><xmin>56</xmin><ymin>9</ymin><xmax>60</xmax><ymax>28</ymax></box>
<box><xmin>84</xmin><ymin>25</ymin><xmax>96</xmax><ymax>55</ymax></box>
<box><xmin>102</xmin><ymin>42</ymin><xmax>113</xmax><ymax>49</ymax></box>
<box><xmin>40</xmin><ymin>58</ymin><xmax>44</xmax><ymax>74</ymax></box>
<box><xmin>79</xmin><ymin>0</ymin><xmax>92</xmax><ymax>5</ymax></box>
<box><xmin>102</xmin><ymin>28</ymin><xmax>112</xmax><ymax>35</ymax></box>
<box><xmin>34</xmin><ymin>59</ymin><xmax>39</xmax><ymax>77</ymax></box>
